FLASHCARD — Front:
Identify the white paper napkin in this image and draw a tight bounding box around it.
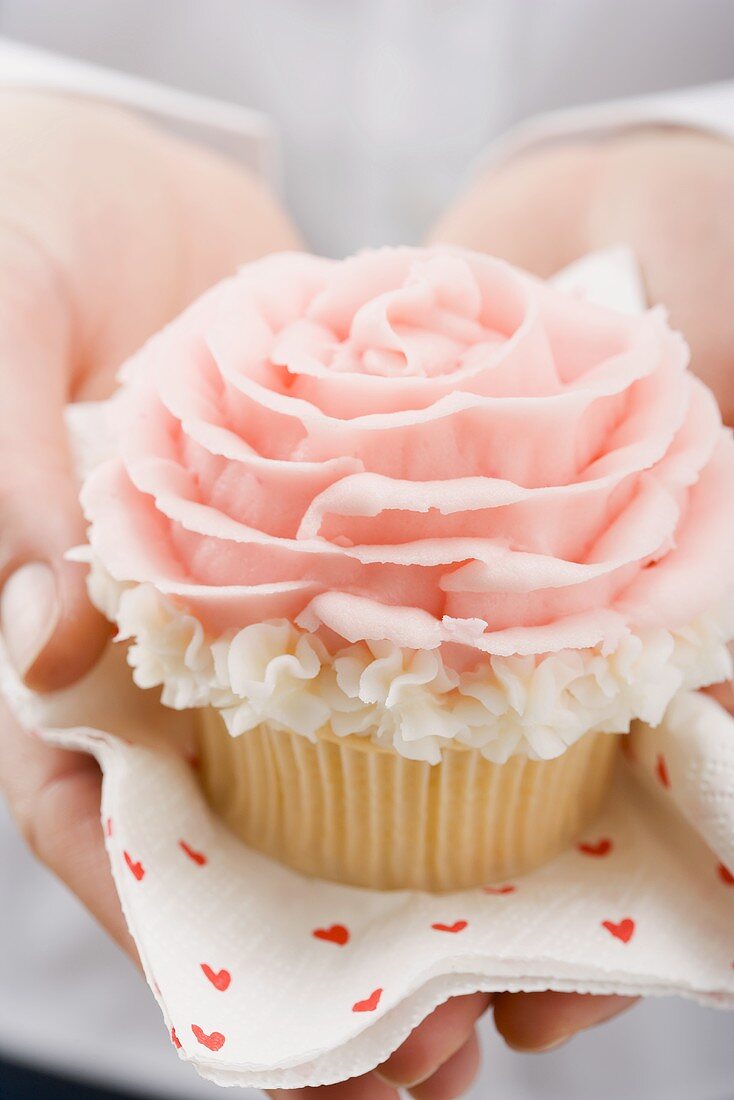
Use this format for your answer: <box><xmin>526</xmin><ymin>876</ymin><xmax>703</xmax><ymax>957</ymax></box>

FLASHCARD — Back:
<box><xmin>2</xmin><ymin>248</ymin><xmax>733</xmax><ymax>1091</ymax></box>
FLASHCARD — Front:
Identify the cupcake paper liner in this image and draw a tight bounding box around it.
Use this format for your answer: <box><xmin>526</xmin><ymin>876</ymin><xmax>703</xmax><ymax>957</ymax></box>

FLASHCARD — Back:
<box><xmin>197</xmin><ymin>709</ymin><xmax>619</xmax><ymax>891</ymax></box>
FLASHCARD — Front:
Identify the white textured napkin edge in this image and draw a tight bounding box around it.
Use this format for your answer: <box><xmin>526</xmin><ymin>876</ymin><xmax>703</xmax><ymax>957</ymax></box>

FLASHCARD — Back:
<box><xmin>186</xmin><ymin>969</ymin><xmax>734</xmax><ymax>1091</ymax></box>
<box><xmin>19</xmin><ymin>690</ymin><xmax>734</xmax><ymax>1092</ymax></box>
<box><xmin>633</xmin><ymin>692</ymin><xmax>734</xmax><ymax>873</ymax></box>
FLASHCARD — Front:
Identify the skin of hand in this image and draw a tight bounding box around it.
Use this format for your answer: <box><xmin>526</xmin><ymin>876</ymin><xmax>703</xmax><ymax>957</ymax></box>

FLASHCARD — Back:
<box><xmin>429</xmin><ymin>124</ymin><xmax>734</xmax><ymax>1057</ymax></box>
<box><xmin>0</xmin><ymin>91</ymin><xmax>491</xmax><ymax>1100</ymax></box>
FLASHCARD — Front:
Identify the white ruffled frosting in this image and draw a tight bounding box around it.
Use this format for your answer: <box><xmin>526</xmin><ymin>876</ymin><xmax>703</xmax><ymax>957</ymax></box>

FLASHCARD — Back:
<box><xmin>85</xmin><ymin>556</ymin><xmax>734</xmax><ymax>765</ymax></box>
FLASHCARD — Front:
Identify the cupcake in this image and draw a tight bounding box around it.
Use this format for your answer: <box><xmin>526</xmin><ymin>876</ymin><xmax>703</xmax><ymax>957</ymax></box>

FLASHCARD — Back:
<box><xmin>79</xmin><ymin>247</ymin><xmax>734</xmax><ymax>891</ymax></box>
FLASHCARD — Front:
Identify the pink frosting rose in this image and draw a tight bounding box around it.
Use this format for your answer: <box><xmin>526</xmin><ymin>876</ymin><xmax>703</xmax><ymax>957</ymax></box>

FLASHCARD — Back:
<box><xmin>81</xmin><ymin>247</ymin><xmax>734</xmax><ymax>667</ymax></box>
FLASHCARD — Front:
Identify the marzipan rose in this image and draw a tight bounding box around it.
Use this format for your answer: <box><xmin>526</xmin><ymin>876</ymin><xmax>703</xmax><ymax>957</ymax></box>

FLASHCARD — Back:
<box><xmin>78</xmin><ymin>247</ymin><xmax>734</xmax><ymax>889</ymax></box>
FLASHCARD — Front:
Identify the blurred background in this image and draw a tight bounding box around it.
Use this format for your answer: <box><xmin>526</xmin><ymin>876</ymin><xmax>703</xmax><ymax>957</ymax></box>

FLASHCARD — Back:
<box><xmin>2</xmin><ymin>0</ymin><xmax>733</xmax><ymax>254</ymax></box>
<box><xmin>0</xmin><ymin>3</ymin><xmax>733</xmax><ymax>1099</ymax></box>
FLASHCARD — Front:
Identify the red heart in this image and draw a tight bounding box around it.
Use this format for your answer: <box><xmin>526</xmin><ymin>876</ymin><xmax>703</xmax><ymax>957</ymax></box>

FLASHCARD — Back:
<box><xmin>655</xmin><ymin>754</ymin><xmax>671</xmax><ymax>790</ymax></box>
<box><xmin>352</xmin><ymin>988</ymin><xmax>383</xmax><ymax>1013</ymax></box>
<box><xmin>602</xmin><ymin>918</ymin><xmax>635</xmax><ymax>944</ymax></box>
<box><xmin>431</xmin><ymin>920</ymin><xmax>468</xmax><ymax>934</ymax></box>
<box><xmin>578</xmin><ymin>838</ymin><xmax>613</xmax><ymax>857</ymax></box>
<box><xmin>718</xmin><ymin>862</ymin><xmax>734</xmax><ymax>886</ymax></box>
<box><xmin>201</xmin><ymin>964</ymin><xmax>231</xmax><ymax>992</ymax></box>
<box><xmin>124</xmin><ymin>851</ymin><xmax>145</xmax><ymax>882</ymax></box>
<box><xmin>105</xmin><ymin>817</ymin><xmax>113</xmax><ymax>838</ymax></box>
<box><xmin>191</xmin><ymin>1024</ymin><xmax>226</xmax><ymax>1052</ymax></box>
<box><xmin>171</xmin><ymin>1027</ymin><xmax>182</xmax><ymax>1050</ymax></box>
<box><xmin>483</xmin><ymin>884</ymin><xmax>516</xmax><ymax>895</ymax></box>
<box><xmin>179</xmin><ymin>839</ymin><xmax>207</xmax><ymax>867</ymax></box>
<box><xmin>313</xmin><ymin>924</ymin><xmax>350</xmax><ymax>946</ymax></box>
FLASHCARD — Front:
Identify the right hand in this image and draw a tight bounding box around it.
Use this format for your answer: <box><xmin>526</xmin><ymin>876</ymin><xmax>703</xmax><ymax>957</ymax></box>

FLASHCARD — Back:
<box><xmin>0</xmin><ymin>92</ymin><xmax>488</xmax><ymax>1100</ymax></box>
<box><xmin>428</xmin><ymin>123</ymin><xmax>734</xmax><ymax>1063</ymax></box>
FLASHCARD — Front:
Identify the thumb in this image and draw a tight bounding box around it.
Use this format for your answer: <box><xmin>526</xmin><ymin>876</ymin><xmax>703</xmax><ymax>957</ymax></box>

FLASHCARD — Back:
<box><xmin>0</xmin><ymin>230</ymin><xmax>109</xmax><ymax>691</ymax></box>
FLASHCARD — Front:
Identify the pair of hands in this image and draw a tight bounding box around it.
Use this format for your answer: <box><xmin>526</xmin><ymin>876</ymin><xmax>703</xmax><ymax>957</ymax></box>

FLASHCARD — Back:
<box><xmin>1</xmin><ymin>91</ymin><xmax>732</xmax><ymax>1099</ymax></box>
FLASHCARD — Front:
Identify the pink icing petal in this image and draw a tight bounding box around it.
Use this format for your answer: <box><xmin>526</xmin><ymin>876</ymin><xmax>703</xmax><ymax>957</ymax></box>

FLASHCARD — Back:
<box><xmin>116</xmin><ymin>379</ymin><xmax>363</xmax><ymax>539</ymax></box>
<box><xmin>296</xmin><ymin>366</ymin><xmax>701</xmax><ymax>564</ymax></box>
<box><xmin>617</xmin><ymin>436</ymin><xmax>734</xmax><ymax>627</ymax></box>
<box><xmin>296</xmin><ymin>591</ymin><xmax>626</xmax><ymax>657</ymax></box>
<box><xmin>645</xmin><ymin>378</ymin><xmax>721</xmax><ymax>489</ymax></box>
<box><xmin>343</xmin><ymin>478</ymin><xmax>678</xmax><ymax>578</ymax></box>
<box><xmin>306</xmin><ymin>248</ymin><xmax>422</xmax><ymax>336</ymax></box>
<box><xmin>156</xmin><ymin>581</ymin><xmax>322</xmax><ymax>636</ymax></box>
<box><xmin>283</xmin><ymin>319</ymin><xmax>559</xmax><ymax>415</ymax></box>
<box><xmin>534</xmin><ymin>280</ymin><xmax>663</xmax><ymax>384</ymax></box>
<box><xmin>443</xmin><ymin>571</ymin><xmax>638</xmax><ymax>632</ymax></box>
<box><xmin>209</xmin><ymin>336</ymin><xmax>653</xmax><ymax>430</ymax></box>
<box><xmin>220</xmin><ymin>250</ymin><xmax>333</xmax><ymax>330</ymax></box>
<box><xmin>82</xmin><ymin>462</ymin><xmax>189</xmax><ymax>583</ymax></box>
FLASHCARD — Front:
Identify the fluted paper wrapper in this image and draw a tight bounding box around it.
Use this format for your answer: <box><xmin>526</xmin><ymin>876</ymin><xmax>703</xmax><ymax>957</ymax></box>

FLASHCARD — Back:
<box><xmin>197</xmin><ymin>710</ymin><xmax>618</xmax><ymax>891</ymax></box>
<box><xmin>1</xmin><ymin>249</ymin><xmax>733</xmax><ymax>1092</ymax></box>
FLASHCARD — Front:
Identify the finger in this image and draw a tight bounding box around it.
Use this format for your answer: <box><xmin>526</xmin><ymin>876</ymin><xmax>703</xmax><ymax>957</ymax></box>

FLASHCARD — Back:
<box><xmin>377</xmin><ymin>993</ymin><xmax>491</xmax><ymax>1089</ymax></box>
<box><xmin>408</xmin><ymin>1031</ymin><xmax>481</xmax><ymax>1100</ymax></box>
<box><xmin>427</xmin><ymin>142</ymin><xmax>601</xmax><ymax>276</ymax></box>
<box><xmin>0</xmin><ymin>226</ymin><xmax>109</xmax><ymax>691</ymax></box>
<box><xmin>0</xmin><ymin>698</ymin><xmax>136</xmax><ymax>962</ymax></box>
<box><xmin>493</xmin><ymin>991</ymin><xmax>637</xmax><ymax>1052</ymax></box>
<box><xmin>583</xmin><ymin>131</ymin><xmax>734</xmax><ymax>424</ymax></box>
<box><xmin>269</xmin><ymin>1071</ymin><xmax>399</xmax><ymax>1099</ymax></box>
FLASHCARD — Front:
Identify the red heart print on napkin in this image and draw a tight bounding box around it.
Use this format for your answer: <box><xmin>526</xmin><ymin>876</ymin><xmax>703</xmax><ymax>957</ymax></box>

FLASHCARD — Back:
<box><xmin>192</xmin><ymin>1025</ymin><xmax>226</xmax><ymax>1052</ymax></box>
<box><xmin>602</xmin><ymin>918</ymin><xmax>635</xmax><ymax>944</ymax></box>
<box><xmin>352</xmin><ymin>989</ymin><xmax>383</xmax><ymax>1013</ymax></box>
<box><xmin>432</xmin><ymin>920</ymin><xmax>468</xmax><ymax>934</ymax></box>
<box><xmin>201</xmin><ymin>964</ymin><xmax>231</xmax><ymax>992</ymax></box>
<box><xmin>313</xmin><ymin>924</ymin><xmax>350</xmax><ymax>946</ymax></box>
<box><xmin>718</xmin><ymin>862</ymin><xmax>734</xmax><ymax>886</ymax></box>
<box><xmin>124</xmin><ymin>851</ymin><xmax>145</xmax><ymax>882</ymax></box>
<box><xmin>170</xmin><ymin>1028</ymin><xmax>182</xmax><ymax>1049</ymax></box>
<box><xmin>655</xmin><ymin>754</ymin><xmax>671</xmax><ymax>790</ymax></box>
<box><xmin>578</xmin><ymin>838</ymin><xmax>613</xmax><ymax>857</ymax></box>
<box><xmin>179</xmin><ymin>839</ymin><xmax>207</xmax><ymax>867</ymax></box>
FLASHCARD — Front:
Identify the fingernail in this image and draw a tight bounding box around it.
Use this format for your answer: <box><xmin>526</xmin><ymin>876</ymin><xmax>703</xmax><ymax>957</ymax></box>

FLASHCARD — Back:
<box><xmin>376</xmin><ymin>1063</ymin><xmax>436</xmax><ymax>1089</ymax></box>
<box><xmin>506</xmin><ymin>1035</ymin><xmax>570</xmax><ymax>1054</ymax></box>
<box><xmin>0</xmin><ymin>562</ymin><xmax>60</xmax><ymax>680</ymax></box>
<box><xmin>376</xmin><ymin>1071</ymin><xmax>423</xmax><ymax>1089</ymax></box>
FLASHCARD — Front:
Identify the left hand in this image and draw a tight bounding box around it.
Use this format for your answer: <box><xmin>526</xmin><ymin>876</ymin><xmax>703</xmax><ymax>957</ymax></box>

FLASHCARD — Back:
<box><xmin>424</xmin><ymin>124</ymin><xmax>734</xmax><ymax>1058</ymax></box>
<box><xmin>0</xmin><ymin>92</ymin><xmax>489</xmax><ymax>1100</ymax></box>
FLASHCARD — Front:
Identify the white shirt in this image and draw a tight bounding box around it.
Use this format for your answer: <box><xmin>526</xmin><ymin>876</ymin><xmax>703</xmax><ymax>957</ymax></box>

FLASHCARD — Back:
<box><xmin>0</xmin><ymin>4</ymin><xmax>733</xmax><ymax>1097</ymax></box>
